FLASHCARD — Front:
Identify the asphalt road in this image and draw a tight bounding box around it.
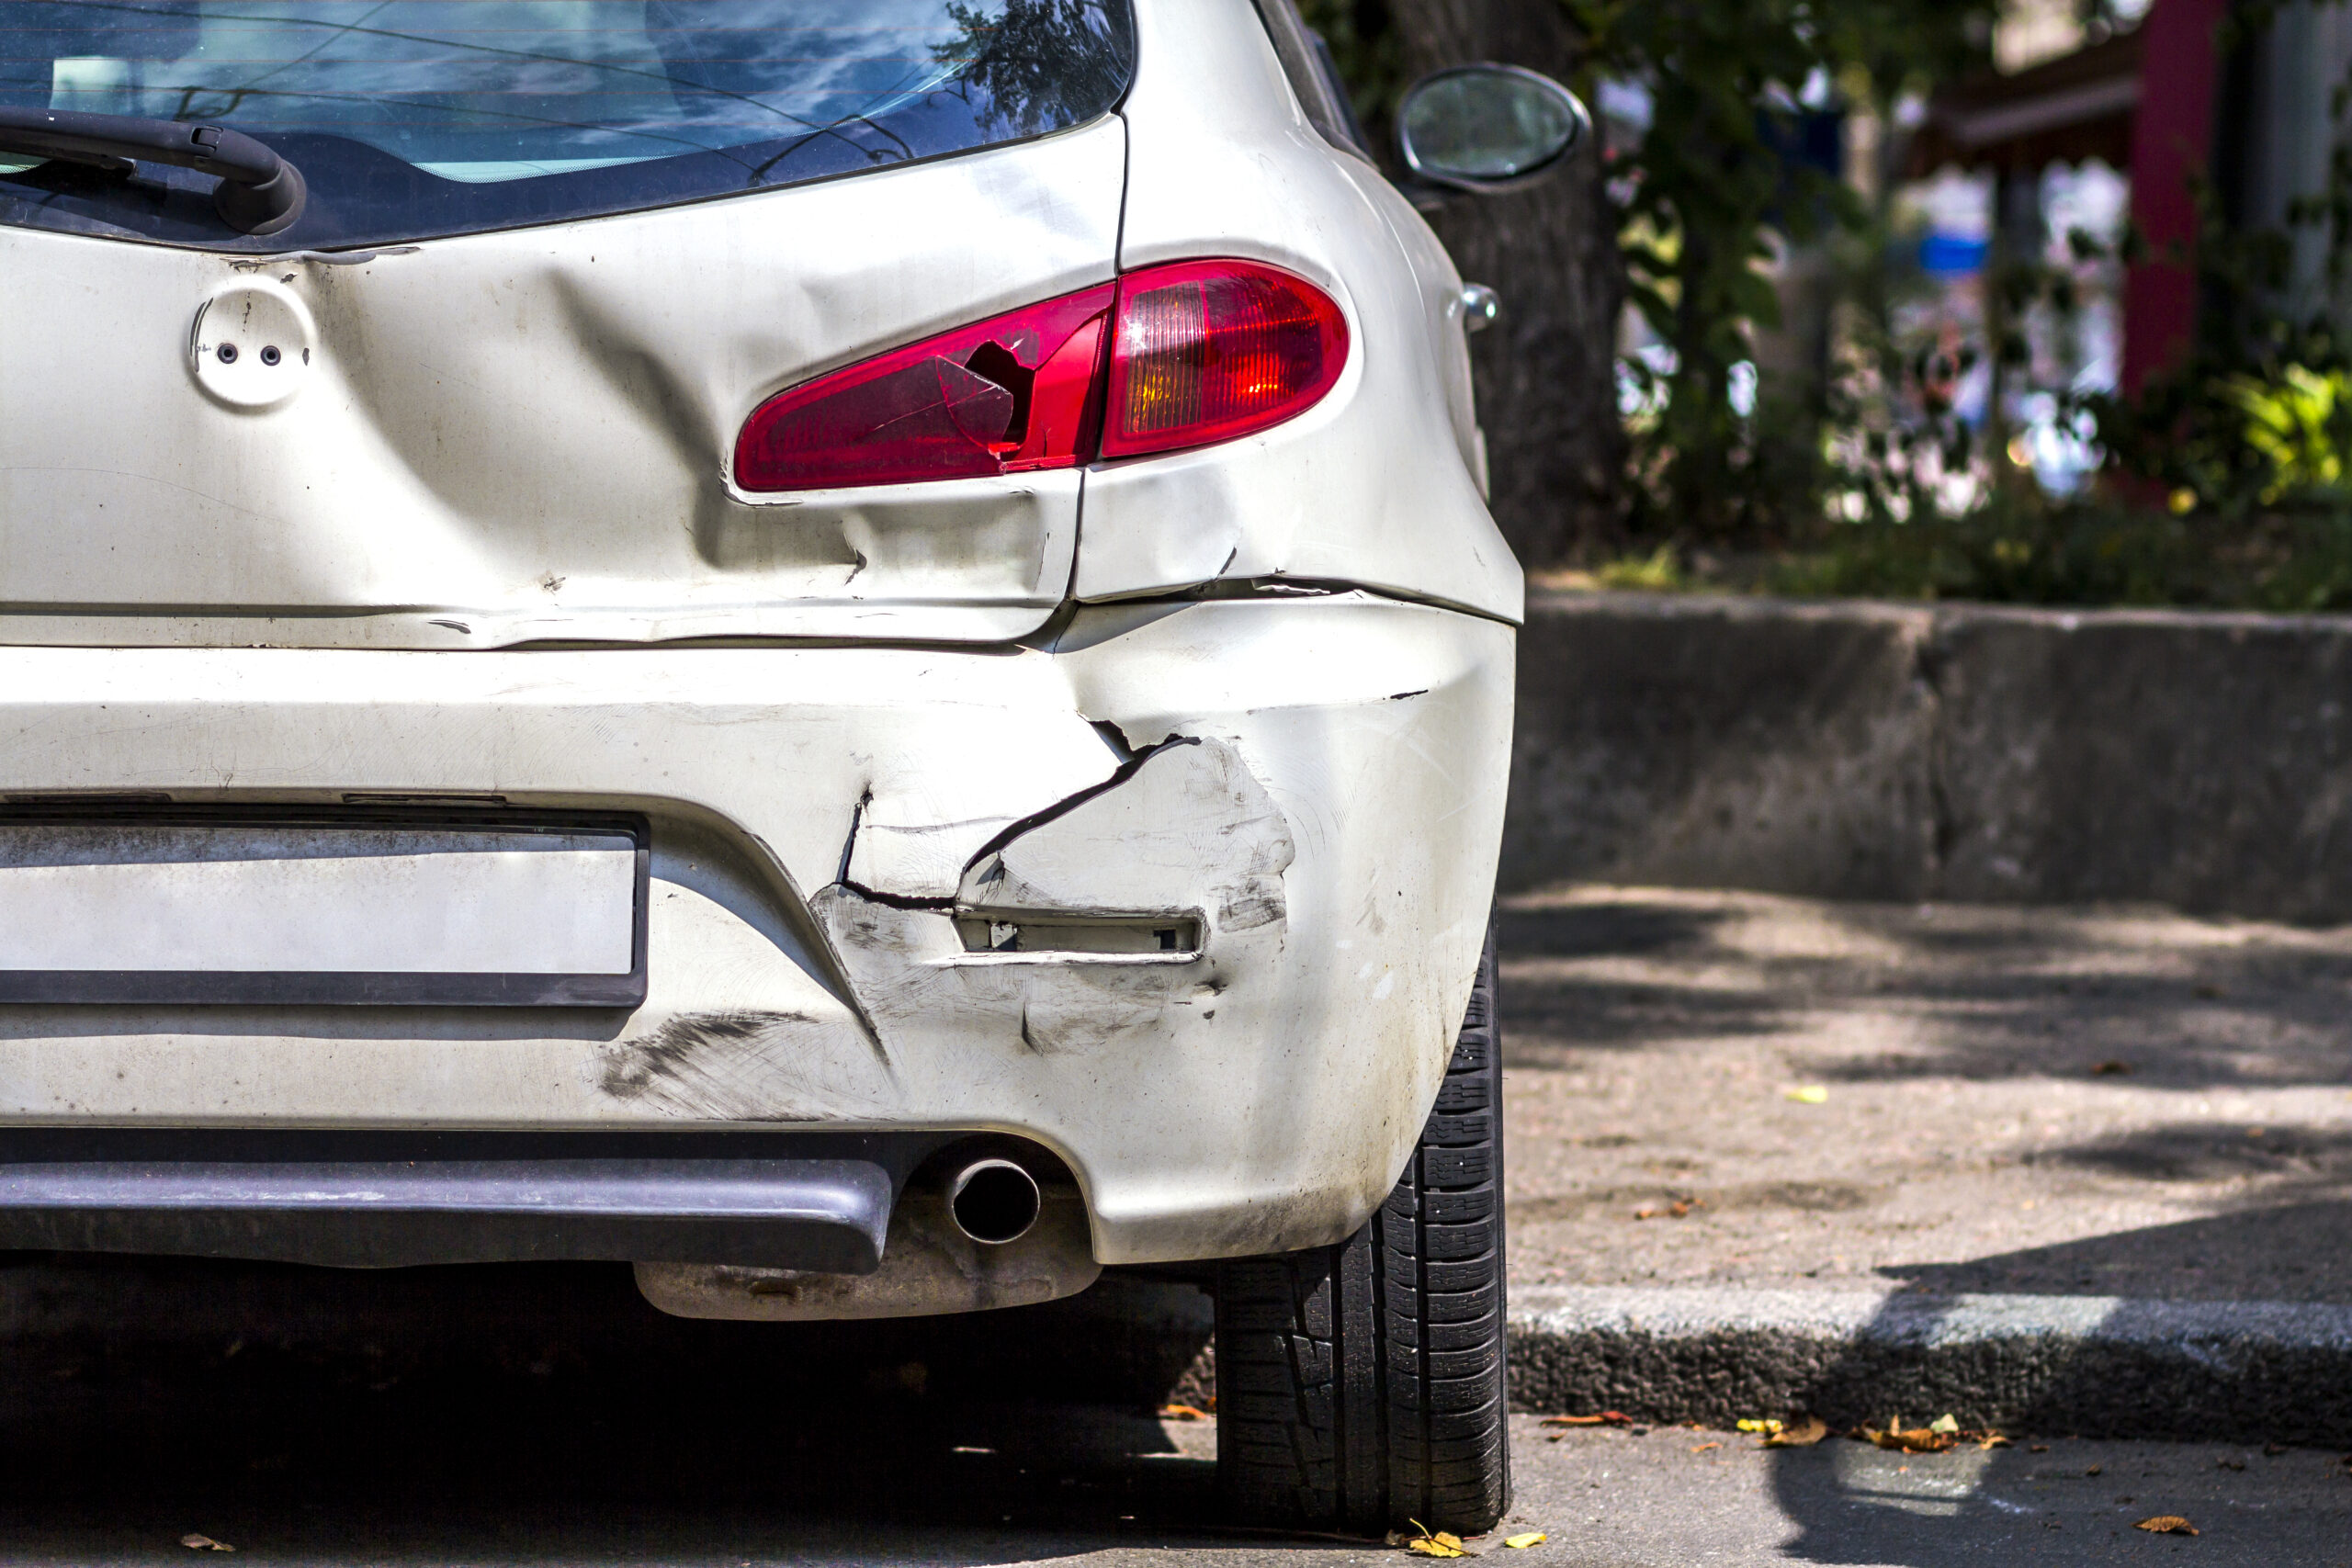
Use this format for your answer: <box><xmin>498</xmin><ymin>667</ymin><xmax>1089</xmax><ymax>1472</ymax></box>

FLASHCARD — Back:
<box><xmin>0</xmin><ymin>1335</ymin><xmax>2345</xmax><ymax>1568</ymax></box>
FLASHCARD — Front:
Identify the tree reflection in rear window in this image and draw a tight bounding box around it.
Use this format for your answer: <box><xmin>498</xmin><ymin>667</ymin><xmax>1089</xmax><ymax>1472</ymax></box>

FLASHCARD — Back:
<box><xmin>0</xmin><ymin>0</ymin><xmax>1134</xmax><ymax>250</ymax></box>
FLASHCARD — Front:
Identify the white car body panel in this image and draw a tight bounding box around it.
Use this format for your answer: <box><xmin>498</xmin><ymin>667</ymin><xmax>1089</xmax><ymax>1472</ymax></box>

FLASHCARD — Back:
<box><xmin>0</xmin><ymin>596</ymin><xmax>1508</xmax><ymax>1264</ymax></box>
<box><xmin>1076</xmin><ymin>0</ymin><xmax>1521</xmax><ymax>621</ymax></box>
<box><xmin>0</xmin><ymin>0</ymin><xmax>1521</xmax><ymax>1291</ymax></box>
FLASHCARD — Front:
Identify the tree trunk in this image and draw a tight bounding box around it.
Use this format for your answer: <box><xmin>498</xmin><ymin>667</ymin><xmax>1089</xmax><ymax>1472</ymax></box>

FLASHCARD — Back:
<box><xmin>1387</xmin><ymin>1</ymin><xmax>1625</xmax><ymax>565</ymax></box>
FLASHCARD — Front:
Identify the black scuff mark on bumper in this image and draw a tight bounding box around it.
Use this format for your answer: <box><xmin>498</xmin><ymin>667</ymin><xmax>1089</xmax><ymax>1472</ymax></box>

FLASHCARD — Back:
<box><xmin>599</xmin><ymin>1008</ymin><xmax>899</xmax><ymax>1120</ymax></box>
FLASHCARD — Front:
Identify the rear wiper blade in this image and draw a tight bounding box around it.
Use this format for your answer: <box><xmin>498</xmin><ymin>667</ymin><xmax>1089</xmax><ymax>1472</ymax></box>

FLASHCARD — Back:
<box><xmin>0</xmin><ymin>107</ymin><xmax>305</xmax><ymax>236</ymax></box>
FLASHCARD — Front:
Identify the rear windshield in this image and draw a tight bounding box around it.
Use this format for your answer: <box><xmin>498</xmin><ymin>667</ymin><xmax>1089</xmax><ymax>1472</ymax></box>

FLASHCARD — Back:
<box><xmin>0</xmin><ymin>1</ymin><xmax>1135</xmax><ymax>251</ymax></box>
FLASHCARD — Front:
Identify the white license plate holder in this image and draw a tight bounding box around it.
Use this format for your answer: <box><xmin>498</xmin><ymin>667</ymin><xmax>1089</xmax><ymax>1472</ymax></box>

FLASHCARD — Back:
<box><xmin>0</xmin><ymin>812</ymin><xmax>648</xmax><ymax>1007</ymax></box>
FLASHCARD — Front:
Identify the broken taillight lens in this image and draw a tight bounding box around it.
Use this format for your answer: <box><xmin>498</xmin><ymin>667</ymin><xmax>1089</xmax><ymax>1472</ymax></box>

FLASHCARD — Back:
<box><xmin>731</xmin><ymin>260</ymin><xmax>1346</xmax><ymax>492</ymax></box>
<box><xmin>733</xmin><ymin>285</ymin><xmax>1114</xmax><ymax>492</ymax></box>
<box><xmin>1101</xmin><ymin>259</ymin><xmax>1349</xmax><ymax>459</ymax></box>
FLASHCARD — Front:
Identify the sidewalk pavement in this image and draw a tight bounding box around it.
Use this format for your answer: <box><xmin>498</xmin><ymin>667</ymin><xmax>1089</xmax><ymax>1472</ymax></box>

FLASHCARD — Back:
<box><xmin>1497</xmin><ymin>885</ymin><xmax>2352</xmax><ymax>1440</ymax></box>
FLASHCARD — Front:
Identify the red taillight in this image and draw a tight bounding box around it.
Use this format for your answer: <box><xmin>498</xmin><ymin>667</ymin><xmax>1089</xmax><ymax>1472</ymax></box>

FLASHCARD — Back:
<box><xmin>732</xmin><ymin>260</ymin><xmax>1345</xmax><ymax>493</ymax></box>
<box><xmin>1102</xmin><ymin>260</ymin><xmax>1348</xmax><ymax>458</ymax></box>
<box><xmin>733</xmin><ymin>285</ymin><xmax>1114</xmax><ymax>492</ymax></box>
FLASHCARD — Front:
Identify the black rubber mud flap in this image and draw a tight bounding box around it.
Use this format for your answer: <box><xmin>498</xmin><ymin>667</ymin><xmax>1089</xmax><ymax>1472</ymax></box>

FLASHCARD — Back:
<box><xmin>1216</xmin><ymin>927</ymin><xmax>1509</xmax><ymax>1535</ymax></box>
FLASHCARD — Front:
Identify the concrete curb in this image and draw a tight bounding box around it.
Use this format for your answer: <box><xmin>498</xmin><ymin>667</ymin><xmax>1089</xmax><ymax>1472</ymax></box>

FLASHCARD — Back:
<box><xmin>1507</xmin><ymin>592</ymin><xmax>2352</xmax><ymax>921</ymax></box>
<box><xmin>13</xmin><ymin>1259</ymin><xmax>2352</xmax><ymax>1444</ymax></box>
<box><xmin>1507</xmin><ymin>1284</ymin><xmax>2352</xmax><ymax>1445</ymax></box>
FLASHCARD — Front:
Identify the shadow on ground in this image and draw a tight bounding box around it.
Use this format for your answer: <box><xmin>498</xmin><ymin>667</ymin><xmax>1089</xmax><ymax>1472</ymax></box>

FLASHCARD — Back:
<box><xmin>0</xmin><ymin>1258</ymin><xmax>1222</xmax><ymax>1566</ymax></box>
<box><xmin>1500</xmin><ymin>888</ymin><xmax>2352</xmax><ymax>1087</ymax></box>
<box><xmin>1883</xmin><ymin>1199</ymin><xmax>2352</xmax><ymax>1302</ymax></box>
<box><xmin>1762</xmin><ymin>1435</ymin><xmax>2350</xmax><ymax>1566</ymax></box>
<box><xmin>1499</xmin><ymin>901</ymin><xmax>1733</xmax><ymax>960</ymax></box>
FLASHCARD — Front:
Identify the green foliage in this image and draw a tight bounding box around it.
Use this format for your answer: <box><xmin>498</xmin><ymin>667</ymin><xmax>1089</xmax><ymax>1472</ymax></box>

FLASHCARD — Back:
<box><xmin>1730</xmin><ymin>0</ymin><xmax>2352</xmax><ymax>604</ymax></box>
<box><xmin>1301</xmin><ymin>0</ymin><xmax>2352</xmax><ymax>605</ymax></box>
<box><xmin>1295</xmin><ymin>0</ymin><xmax>1407</xmax><ymax>129</ymax></box>
<box><xmin>1300</xmin><ymin>0</ymin><xmax>1996</xmax><ymax>547</ymax></box>
<box><xmin>2222</xmin><ymin>366</ymin><xmax>2352</xmax><ymax>503</ymax></box>
<box><xmin>1595</xmin><ymin>544</ymin><xmax>1687</xmax><ymax>590</ymax></box>
<box><xmin>2070</xmin><ymin>158</ymin><xmax>2352</xmax><ymax>525</ymax></box>
<box><xmin>1772</xmin><ymin>491</ymin><xmax>2352</xmax><ymax>611</ymax></box>
<box><xmin>1570</xmin><ymin>0</ymin><xmax>1992</xmax><ymax>542</ymax></box>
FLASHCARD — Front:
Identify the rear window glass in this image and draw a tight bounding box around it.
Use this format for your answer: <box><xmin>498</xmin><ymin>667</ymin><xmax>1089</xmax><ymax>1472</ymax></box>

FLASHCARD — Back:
<box><xmin>0</xmin><ymin>1</ymin><xmax>1135</xmax><ymax>251</ymax></box>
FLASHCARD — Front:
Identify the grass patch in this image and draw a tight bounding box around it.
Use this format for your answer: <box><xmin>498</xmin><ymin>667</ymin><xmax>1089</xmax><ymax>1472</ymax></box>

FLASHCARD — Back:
<box><xmin>1542</xmin><ymin>498</ymin><xmax>2352</xmax><ymax>613</ymax></box>
<box><xmin>1770</xmin><ymin>497</ymin><xmax>2352</xmax><ymax>610</ymax></box>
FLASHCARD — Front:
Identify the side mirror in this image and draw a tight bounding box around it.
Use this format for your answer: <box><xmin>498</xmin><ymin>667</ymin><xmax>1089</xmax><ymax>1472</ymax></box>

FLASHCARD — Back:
<box><xmin>1396</xmin><ymin>64</ymin><xmax>1589</xmax><ymax>194</ymax></box>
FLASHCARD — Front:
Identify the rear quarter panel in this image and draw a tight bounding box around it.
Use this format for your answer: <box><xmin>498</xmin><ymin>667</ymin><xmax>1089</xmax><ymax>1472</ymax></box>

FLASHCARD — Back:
<box><xmin>1077</xmin><ymin>0</ymin><xmax>1522</xmax><ymax>623</ymax></box>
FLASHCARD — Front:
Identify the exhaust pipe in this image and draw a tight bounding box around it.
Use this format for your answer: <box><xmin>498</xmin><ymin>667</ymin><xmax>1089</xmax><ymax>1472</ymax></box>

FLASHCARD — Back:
<box><xmin>946</xmin><ymin>1157</ymin><xmax>1041</xmax><ymax>1245</ymax></box>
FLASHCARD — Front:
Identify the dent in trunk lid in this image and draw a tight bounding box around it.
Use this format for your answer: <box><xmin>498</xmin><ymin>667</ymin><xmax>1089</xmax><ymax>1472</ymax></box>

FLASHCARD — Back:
<box><xmin>0</xmin><ymin>119</ymin><xmax>1124</xmax><ymax>649</ymax></box>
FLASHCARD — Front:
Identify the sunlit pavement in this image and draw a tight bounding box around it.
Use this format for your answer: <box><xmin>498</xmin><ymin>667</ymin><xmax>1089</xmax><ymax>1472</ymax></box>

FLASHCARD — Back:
<box><xmin>1501</xmin><ymin>885</ymin><xmax>2352</xmax><ymax>1298</ymax></box>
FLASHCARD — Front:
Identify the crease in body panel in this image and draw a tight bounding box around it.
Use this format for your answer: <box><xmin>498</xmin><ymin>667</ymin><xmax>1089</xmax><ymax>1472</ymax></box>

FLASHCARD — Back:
<box><xmin>958</xmin><ymin>735</ymin><xmax>1204</xmax><ymax>871</ymax></box>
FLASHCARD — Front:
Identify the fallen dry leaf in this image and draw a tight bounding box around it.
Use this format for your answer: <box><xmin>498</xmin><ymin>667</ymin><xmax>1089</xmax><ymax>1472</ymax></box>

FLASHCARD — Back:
<box><xmin>2136</xmin><ymin>1516</ymin><xmax>2199</xmax><ymax>1535</ymax></box>
<box><xmin>1785</xmin><ymin>1085</ymin><xmax>1828</xmax><ymax>1104</ymax></box>
<box><xmin>2086</xmin><ymin>1464</ymin><xmax>2104</xmax><ymax>1476</ymax></box>
<box><xmin>1158</xmin><ymin>1404</ymin><xmax>1211</xmax><ymax>1422</ymax></box>
<box><xmin>1690</xmin><ymin>1441</ymin><xmax>1721</xmax><ymax>1453</ymax></box>
<box><xmin>1973</xmin><ymin>1431</ymin><xmax>2012</xmax><ymax>1450</ymax></box>
<box><xmin>1542</xmin><ymin>1412</ymin><xmax>1631</xmax><ymax>1427</ymax></box>
<box><xmin>1401</xmin><ymin>1520</ymin><xmax>1470</xmax><ymax>1558</ymax></box>
<box><xmin>180</xmin><ymin>1536</ymin><xmax>233</xmax><ymax>1553</ymax></box>
<box><xmin>1763</xmin><ymin>1416</ymin><xmax>1830</xmax><ymax>1448</ymax></box>
<box><xmin>1502</xmin><ymin>1533</ymin><xmax>1547</xmax><ymax>1550</ymax></box>
<box><xmin>1861</xmin><ymin>1426</ymin><xmax>1958</xmax><ymax>1454</ymax></box>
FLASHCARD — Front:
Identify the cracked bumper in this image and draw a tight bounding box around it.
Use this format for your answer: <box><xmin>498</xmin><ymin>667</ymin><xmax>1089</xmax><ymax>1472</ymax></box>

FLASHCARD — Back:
<box><xmin>0</xmin><ymin>593</ymin><xmax>1510</xmax><ymax>1265</ymax></box>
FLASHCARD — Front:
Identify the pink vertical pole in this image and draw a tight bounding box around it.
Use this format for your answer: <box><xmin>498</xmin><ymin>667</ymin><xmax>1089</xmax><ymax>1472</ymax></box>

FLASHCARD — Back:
<box><xmin>2120</xmin><ymin>0</ymin><xmax>2228</xmax><ymax>392</ymax></box>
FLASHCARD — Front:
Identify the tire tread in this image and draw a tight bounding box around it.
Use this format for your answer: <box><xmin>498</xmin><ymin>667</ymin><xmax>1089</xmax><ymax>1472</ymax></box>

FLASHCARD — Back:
<box><xmin>1216</xmin><ymin>929</ymin><xmax>1509</xmax><ymax>1534</ymax></box>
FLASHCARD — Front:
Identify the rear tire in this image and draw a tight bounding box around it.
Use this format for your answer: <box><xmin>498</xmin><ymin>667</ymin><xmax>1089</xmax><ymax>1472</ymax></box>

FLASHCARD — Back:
<box><xmin>1216</xmin><ymin>930</ymin><xmax>1509</xmax><ymax>1535</ymax></box>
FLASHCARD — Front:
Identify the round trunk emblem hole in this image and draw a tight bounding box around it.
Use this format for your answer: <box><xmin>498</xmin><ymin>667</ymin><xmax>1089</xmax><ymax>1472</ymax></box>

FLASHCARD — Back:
<box><xmin>190</xmin><ymin>280</ymin><xmax>315</xmax><ymax>410</ymax></box>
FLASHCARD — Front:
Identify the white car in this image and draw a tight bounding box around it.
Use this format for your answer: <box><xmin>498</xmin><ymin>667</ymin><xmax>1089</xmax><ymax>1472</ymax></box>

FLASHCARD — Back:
<box><xmin>0</xmin><ymin>0</ymin><xmax>1580</xmax><ymax>1536</ymax></box>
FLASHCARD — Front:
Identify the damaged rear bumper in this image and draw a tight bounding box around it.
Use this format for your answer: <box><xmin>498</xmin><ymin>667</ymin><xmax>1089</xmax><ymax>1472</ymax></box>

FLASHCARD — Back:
<box><xmin>0</xmin><ymin>592</ymin><xmax>1511</xmax><ymax>1269</ymax></box>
